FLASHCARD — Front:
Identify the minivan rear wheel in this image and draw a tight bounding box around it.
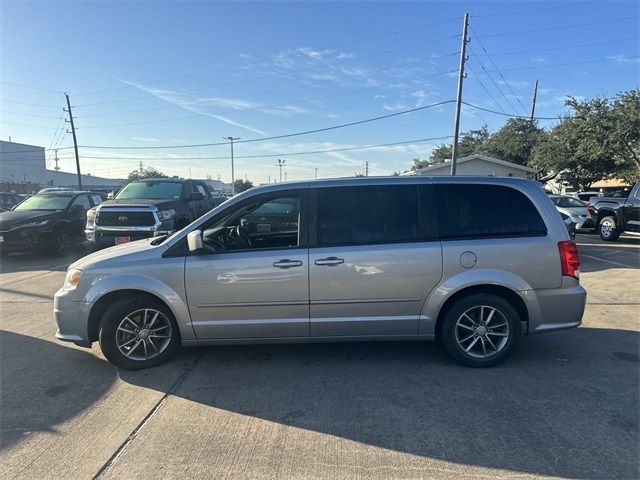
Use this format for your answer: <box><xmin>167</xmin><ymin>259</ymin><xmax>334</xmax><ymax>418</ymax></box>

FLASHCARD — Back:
<box><xmin>439</xmin><ymin>293</ymin><xmax>522</xmax><ymax>367</ymax></box>
<box><xmin>99</xmin><ymin>296</ymin><xmax>180</xmax><ymax>370</ymax></box>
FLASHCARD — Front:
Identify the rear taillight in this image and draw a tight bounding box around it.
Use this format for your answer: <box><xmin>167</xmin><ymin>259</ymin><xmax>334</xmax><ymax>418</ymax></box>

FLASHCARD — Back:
<box><xmin>558</xmin><ymin>241</ymin><xmax>580</xmax><ymax>279</ymax></box>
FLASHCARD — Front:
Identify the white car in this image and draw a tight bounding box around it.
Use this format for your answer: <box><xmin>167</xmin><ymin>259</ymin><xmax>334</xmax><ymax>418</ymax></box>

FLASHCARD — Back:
<box><xmin>549</xmin><ymin>195</ymin><xmax>594</xmax><ymax>230</ymax></box>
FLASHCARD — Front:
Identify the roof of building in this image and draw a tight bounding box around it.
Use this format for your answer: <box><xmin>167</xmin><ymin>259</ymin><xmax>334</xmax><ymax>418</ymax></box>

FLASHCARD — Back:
<box><xmin>410</xmin><ymin>154</ymin><xmax>537</xmax><ymax>175</ymax></box>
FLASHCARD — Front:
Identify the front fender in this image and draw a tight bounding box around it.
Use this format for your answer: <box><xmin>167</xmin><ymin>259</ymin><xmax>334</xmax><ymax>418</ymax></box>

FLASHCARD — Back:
<box><xmin>82</xmin><ymin>273</ymin><xmax>195</xmax><ymax>342</ymax></box>
<box><xmin>418</xmin><ymin>268</ymin><xmax>532</xmax><ymax>334</ymax></box>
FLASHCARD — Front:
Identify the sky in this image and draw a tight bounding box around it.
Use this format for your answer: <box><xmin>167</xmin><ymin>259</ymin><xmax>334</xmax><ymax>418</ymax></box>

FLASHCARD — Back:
<box><xmin>1</xmin><ymin>0</ymin><xmax>638</xmax><ymax>184</ymax></box>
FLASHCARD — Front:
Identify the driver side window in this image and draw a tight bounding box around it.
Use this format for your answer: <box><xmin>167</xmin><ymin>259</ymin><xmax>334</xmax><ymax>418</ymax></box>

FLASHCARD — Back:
<box><xmin>201</xmin><ymin>194</ymin><xmax>300</xmax><ymax>252</ymax></box>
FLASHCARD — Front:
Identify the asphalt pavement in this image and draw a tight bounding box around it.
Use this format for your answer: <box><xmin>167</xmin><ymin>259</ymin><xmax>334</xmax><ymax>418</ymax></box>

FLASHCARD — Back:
<box><xmin>1</xmin><ymin>233</ymin><xmax>638</xmax><ymax>479</ymax></box>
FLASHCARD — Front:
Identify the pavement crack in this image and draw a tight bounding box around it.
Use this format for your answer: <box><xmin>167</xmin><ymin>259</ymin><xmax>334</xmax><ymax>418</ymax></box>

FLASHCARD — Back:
<box><xmin>92</xmin><ymin>352</ymin><xmax>204</xmax><ymax>480</ymax></box>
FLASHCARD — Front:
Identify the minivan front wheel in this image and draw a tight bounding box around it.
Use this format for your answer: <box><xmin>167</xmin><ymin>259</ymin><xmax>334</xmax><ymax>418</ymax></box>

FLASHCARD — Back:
<box><xmin>440</xmin><ymin>293</ymin><xmax>522</xmax><ymax>367</ymax></box>
<box><xmin>99</xmin><ymin>297</ymin><xmax>180</xmax><ymax>370</ymax></box>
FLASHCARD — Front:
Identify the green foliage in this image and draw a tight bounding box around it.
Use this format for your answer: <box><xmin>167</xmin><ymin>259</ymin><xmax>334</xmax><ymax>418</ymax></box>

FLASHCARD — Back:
<box><xmin>233</xmin><ymin>178</ymin><xmax>254</xmax><ymax>193</ymax></box>
<box><xmin>486</xmin><ymin>118</ymin><xmax>547</xmax><ymax>166</ymax></box>
<box><xmin>531</xmin><ymin>90</ymin><xmax>640</xmax><ymax>188</ymax></box>
<box><xmin>126</xmin><ymin>167</ymin><xmax>167</xmax><ymax>182</ymax></box>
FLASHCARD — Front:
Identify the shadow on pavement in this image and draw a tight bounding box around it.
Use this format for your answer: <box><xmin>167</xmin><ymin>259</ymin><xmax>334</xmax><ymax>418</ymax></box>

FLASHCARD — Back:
<box><xmin>115</xmin><ymin>327</ymin><xmax>640</xmax><ymax>479</ymax></box>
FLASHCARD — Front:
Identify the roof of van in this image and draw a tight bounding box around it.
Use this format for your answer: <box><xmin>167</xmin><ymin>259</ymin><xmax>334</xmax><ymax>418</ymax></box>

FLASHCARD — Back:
<box><xmin>245</xmin><ymin>175</ymin><xmax>538</xmax><ymax>194</ymax></box>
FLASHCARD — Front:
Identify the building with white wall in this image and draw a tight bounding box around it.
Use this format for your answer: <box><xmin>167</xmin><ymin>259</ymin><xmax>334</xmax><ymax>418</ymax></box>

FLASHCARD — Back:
<box><xmin>0</xmin><ymin>140</ymin><xmax>122</xmax><ymax>191</ymax></box>
<box><xmin>407</xmin><ymin>154</ymin><xmax>536</xmax><ymax>179</ymax></box>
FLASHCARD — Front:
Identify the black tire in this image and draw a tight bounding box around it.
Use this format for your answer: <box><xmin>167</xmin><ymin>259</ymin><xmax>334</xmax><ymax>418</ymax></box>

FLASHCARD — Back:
<box><xmin>99</xmin><ymin>296</ymin><xmax>180</xmax><ymax>370</ymax></box>
<box><xmin>439</xmin><ymin>293</ymin><xmax>523</xmax><ymax>368</ymax></box>
<box><xmin>51</xmin><ymin>228</ymin><xmax>72</xmax><ymax>256</ymax></box>
<box><xmin>598</xmin><ymin>216</ymin><xmax>620</xmax><ymax>242</ymax></box>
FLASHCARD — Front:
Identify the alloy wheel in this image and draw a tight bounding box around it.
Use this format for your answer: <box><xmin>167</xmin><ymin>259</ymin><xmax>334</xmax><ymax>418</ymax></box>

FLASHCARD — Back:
<box><xmin>455</xmin><ymin>305</ymin><xmax>510</xmax><ymax>359</ymax></box>
<box><xmin>115</xmin><ymin>308</ymin><xmax>173</xmax><ymax>361</ymax></box>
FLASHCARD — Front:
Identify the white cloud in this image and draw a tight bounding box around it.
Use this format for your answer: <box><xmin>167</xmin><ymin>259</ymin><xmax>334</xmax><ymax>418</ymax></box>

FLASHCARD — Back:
<box><xmin>607</xmin><ymin>54</ymin><xmax>640</xmax><ymax>64</ymax></box>
<box><xmin>132</xmin><ymin>137</ymin><xmax>160</xmax><ymax>142</ymax></box>
<box><xmin>531</xmin><ymin>55</ymin><xmax>547</xmax><ymax>64</ymax></box>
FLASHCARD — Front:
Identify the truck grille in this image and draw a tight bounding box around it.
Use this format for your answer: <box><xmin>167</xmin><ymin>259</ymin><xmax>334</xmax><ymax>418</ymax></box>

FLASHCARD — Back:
<box><xmin>96</xmin><ymin>210</ymin><xmax>156</xmax><ymax>227</ymax></box>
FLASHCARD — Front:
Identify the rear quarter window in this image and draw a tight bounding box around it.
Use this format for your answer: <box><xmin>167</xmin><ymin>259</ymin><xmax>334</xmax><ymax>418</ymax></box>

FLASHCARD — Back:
<box><xmin>435</xmin><ymin>184</ymin><xmax>547</xmax><ymax>239</ymax></box>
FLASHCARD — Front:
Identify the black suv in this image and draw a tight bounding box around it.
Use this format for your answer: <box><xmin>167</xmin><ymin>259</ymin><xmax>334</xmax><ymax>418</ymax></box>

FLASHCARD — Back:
<box><xmin>86</xmin><ymin>178</ymin><xmax>218</xmax><ymax>248</ymax></box>
<box><xmin>0</xmin><ymin>191</ymin><xmax>105</xmax><ymax>255</ymax></box>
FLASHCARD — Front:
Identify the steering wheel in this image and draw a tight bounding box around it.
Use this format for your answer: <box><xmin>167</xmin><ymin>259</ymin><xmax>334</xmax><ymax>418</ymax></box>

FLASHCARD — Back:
<box><xmin>232</xmin><ymin>225</ymin><xmax>252</xmax><ymax>248</ymax></box>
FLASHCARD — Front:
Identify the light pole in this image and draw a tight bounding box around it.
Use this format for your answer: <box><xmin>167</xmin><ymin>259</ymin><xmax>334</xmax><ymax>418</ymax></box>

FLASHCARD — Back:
<box><xmin>315</xmin><ymin>167</ymin><xmax>318</xmax><ymax>179</ymax></box>
<box><xmin>277</xmin><ymin>158</ymin><xmax>285</xmax><ymax>182</ymax></box>
<box><xmin>223</xmin><ymin>136</ymin><xmax>240</xmax><ymax>195</ymax></box>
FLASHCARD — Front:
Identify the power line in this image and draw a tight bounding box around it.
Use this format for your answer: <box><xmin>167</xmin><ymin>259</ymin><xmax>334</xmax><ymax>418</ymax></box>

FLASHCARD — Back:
<box><xmin>471</xmin><ymin>35</ymin><xmax>639</xmax><ymax>57</ymax></box>
<box><xmin>76</xmin><ymin>54</ymin><xmax>459</xmax><ymax>120</ymax></box>
<box><xmin>466</xmin><ymin>67</ymin><xmax>506</xmax><ymax>113</ymax></box>
<box><xmin>52</xmin><ymin>100</ymin><xmax>452</xmax><ymax>151</ymax></box>
<box><xmin>0</xmin><ymin>120</ymin><xmax>59</xmax><ymax>129</ymax></box>
<box><xmin>74</xmin><ymin>35</ymin><xmax>460</xmax><ymax>109</ymax></box>
<box><xmin>469</xmin><ymin>28</ymin><xmax>528</xmax><ymax>115</ymax></box>
<box><xmin>53</xmin><ymin>136</ymin><xmax>454</xmax><ymax>162</ymax></box>
<box><xmin>0</xmin><ymin>109</ymin><xmax>62</xmax><ymax>119</ymax></box>
<box><xmin>74</xmin><ymin>19</ymin><xmax>460</xmax><ymax>97</ymax></box>
<box><xmin>468</xmin><ymin>48</ymin><xmax>520</xmax><ymax>114</ymax></box>
<box><xmin>472</xmin><ymin>1</ymin><xmax>597</xmax><ymax>18</ymax></box>
<box><xmin>481</xmin><ymin>15</ymin><xmax>639</xmax><ymax>38</ymax></box>
<box><xmin>0</xmin><ymin>81</ymin><xmax>63</xmax><ymax>94</ymax></box>
<box><xmin>462</xmin><ymin>101</ymin><xmax>559</xmax><ymax>120</ymax></box>
<box><xmin>76</xmin><ymin>68</ymin><xmax>458</xmax><ymax>129</ymax></box>
<box><xmin>0</xmin><ymin>99</ymin><xmax>62</xmax><ymax>108</ymax></box>
<box><xmin>484</xmin><ymin>56</ymin><xmax>640</xmax><ymax>73</ymax></box>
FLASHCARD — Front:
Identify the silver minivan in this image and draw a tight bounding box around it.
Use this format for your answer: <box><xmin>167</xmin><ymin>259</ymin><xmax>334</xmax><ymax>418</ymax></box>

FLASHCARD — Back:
<box><xmin>54</xmin><ymin>177</ymin><xmax>586</xmax><ymax>369</ymax></box>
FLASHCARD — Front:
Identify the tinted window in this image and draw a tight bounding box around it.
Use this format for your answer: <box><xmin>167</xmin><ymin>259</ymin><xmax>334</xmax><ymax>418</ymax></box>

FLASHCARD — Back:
<box><xmin>15</xmin><ymin>194</ymin><xmax>73</xmax><ymax>211</ymax></box>
<box><xmin>556</xmin><ymin>197</ymin><xmax>586</xmax><ymax>208</ymax></box>
<box><xmin>71</xmin><ymin>195</ymin><xmax>92</xmax><ymax>210</ymax></box>
<box><xmin>436</xmin><ymin>184</ymin><xmax>547</xmax><ymax>239</ymax></box>
<box><xmin>115</xmin><ymin>181</ymin><xmax>183</xmax><ymax>200</ymax></box>
<box><xmin>316</xmin><ymin>186</ymin><xmax>420</xmax><ymax>246</ymax></box>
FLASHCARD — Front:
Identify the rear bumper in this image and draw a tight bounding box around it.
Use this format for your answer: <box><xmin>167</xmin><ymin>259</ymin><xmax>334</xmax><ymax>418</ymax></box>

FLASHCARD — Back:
<box><xmin>525</xmin><ymin>281</ymin><xmax>586</xmax><ymax>334</ymax></box>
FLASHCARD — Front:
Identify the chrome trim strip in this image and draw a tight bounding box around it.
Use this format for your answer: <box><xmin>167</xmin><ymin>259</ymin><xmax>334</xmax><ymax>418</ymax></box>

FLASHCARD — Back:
<box><xmin>311</xmin><ymin>315</ymin><xmax>425</xmax><ymax>323</ymax></box>
<box><xmin>197</xmin><ymin>300</ymin><xmax>309</xmax><ymax>308</ymax></box>
<box><xmin>192</xmin><ymin>318</ymin><xmax>309</xmax><ymax>326</ymax></box>
<box><xmin>311</xmin><ymin>297</ymin><xmax>422</xmax><ymax>305</ymax></box>
<box><xmin>95</xmin><ymin>225</ymin><xmax>158</xmax><ymax>232</ymax></box>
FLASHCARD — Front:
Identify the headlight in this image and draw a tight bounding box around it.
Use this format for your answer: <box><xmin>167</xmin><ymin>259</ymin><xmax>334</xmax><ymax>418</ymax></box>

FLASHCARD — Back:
<box><xmin>86</xmin><ymin>211</ymin><xmax>96</xmax><ymax>229</ymax></box>
<box><xmin>21</xmin><ymin>220</ymin><xmax>49</xmax><ymax>228</ymax></box>
<box><xmin>63</xmin><ymin>269</ymin><xmax>82</xmax><ymax>291</ymax></box>
<box><xmin>158</xmin><ymin>209</ymin><xmax>176</xmax><ymax>220</ymax></box>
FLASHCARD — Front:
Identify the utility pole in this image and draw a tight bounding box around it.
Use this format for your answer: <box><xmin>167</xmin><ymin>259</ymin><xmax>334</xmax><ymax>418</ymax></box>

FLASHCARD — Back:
<box><xmin>530</xmin><ymin>79</ymin><xmax>539</xmax><ymax>122</ymax></box>
<box><xmin>64</xmin><ymin>93</ymin><xmax>82</xmax><ymax>189</ymax></box>
<box><xmin>365</xmin><ymin>161</ymin><xmax>369</xmax><ymax>177</ymax></box>
<box><xmin>277</xmin><ymin>158</ymin><xmax>285</xmax><ymax>182</ymax></box>
<box><xmin>54</xmin><ymin>149</ymin><xmax>60</xmax><ymax>171</ymax></box>
<box><xmin>314</xmin><ymin>167</ymin><xmax>318</xmax><ymax>180</ymax></box>
<box><xmin>450</xmin><ymin>13</ymin><xmax>470</xmax><ymax>176</ymax></box>
<box><xmin>223</xmin><ymin>136</ymin><xmax>240</xmax><ymax>195</ymax></box>
<box><xmin>284</xmin><ymin>172</ymin><xmax>288</xmax><ymax>181</ymax></box>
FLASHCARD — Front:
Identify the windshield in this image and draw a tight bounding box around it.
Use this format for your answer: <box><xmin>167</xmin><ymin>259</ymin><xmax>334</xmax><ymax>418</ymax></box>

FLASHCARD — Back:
<box><xmin>14</xmin><ymin>195</ymin><xmax>72</xmax><ymax>211</ymax></box>
<box><xmin>553</xmin><ymin>197</ymin><xmax>587</xmax><ymax>208</ymax></box>
<box><xmin>115</xmin><ymin>181</ymin><xmax>183</xmax><ymax>200</ymax></box>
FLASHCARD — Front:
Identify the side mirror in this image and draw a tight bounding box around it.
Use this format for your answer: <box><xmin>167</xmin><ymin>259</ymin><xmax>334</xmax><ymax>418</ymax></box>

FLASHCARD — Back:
<box><xmin>107</xmin><ymin>191</ymin><xmax>114</xmax><ymax>199</ymax></box>
<box><xmin>187</xmin><ymin>230</ymin><xmax>203</xmax><ymax>252</ymax></box>
<box><xmin>73</xmin><ymin>204</ymin><xmax>85</xmax><ymax>213</ymax></box>
<box><xmin>191</xmin><ymin>192</ymin><xmax>205</xmax><ymax>201</ymax></box>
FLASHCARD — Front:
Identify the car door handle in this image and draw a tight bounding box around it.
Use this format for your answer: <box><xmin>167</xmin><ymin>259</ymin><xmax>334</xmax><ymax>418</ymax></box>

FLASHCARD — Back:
<box><xmin>273</xmin><ymin>259</ymin><xmax>303</xmax><ymax>269</ymax></box>
<box><xmin>314</xmin><ymin>257</ymin><xmax>344</xmax><ymax>266</ymax></box>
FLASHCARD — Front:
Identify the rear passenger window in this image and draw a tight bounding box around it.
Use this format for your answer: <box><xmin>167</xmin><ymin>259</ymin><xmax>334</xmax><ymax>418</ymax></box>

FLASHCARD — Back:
<box><xmin>435</xmin><ymin>184</ymin><xmax>547</xmax><ymax>239</ymax></box>
<box><xmin>315</xmin><ymin>186</ymin><xmax>422</xmax><ymax>246</ymax></box>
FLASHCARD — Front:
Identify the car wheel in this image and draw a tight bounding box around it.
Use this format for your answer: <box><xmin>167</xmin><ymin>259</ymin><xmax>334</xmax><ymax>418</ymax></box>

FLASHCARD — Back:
<box><xmin>52</xmin><ymin>228</ymin><xmax>72</xmax><ymax>256</ymax></box>
<box><xmin>439</xmin><ymin>293</ymin><xmax>523</xmax><ymax>368</ymax></box>
<box><xmin>99</xmin><ymin>296</ymin><xmax>180</xmax><ymax>370</ymax></box>
<box><xmin>598</xmin><ymin>216</ymin><xmax>620</xmax><ymax>241</ymax></box>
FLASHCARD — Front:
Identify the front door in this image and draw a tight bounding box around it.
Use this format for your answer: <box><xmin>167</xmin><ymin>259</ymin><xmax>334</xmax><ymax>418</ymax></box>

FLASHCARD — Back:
<box><xmin>309</xmin><ymin>184</ymin><xmax>442</xmax><ymax>336</ymax></box>
<box><xmin>185</xmin><ymin>190</ymin><xmax>309</xmax><ymax>339</ymax></box>
<box><xmin>623</xmin><ymin>184</ymin><xmax>640</xmax><ymax>232</ymax></box>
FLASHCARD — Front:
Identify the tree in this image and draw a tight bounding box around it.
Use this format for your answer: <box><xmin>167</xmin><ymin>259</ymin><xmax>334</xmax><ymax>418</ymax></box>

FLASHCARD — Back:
<box><xmin>485</xmin><ymin>118</ymin><xmax>547</xmax><ymax>166</ymax></box>
<box><xmin>410</xmin><ymin>126</ymin><xmax>492</xmax><ymax>171</ymax></box>
<box><xmin>233</xmin><ymin>178</ymin><xmax>254</xmax><ymax>193</ymax></box>
<box><xmin>126</xmin><ymin>167</ymin><xmax>167</xmax><ymax>182</ymax></box>
<box><xmin>531</xmin><ymin>92</ymin><xmax>639</xmax><ymax>189</ymax></box>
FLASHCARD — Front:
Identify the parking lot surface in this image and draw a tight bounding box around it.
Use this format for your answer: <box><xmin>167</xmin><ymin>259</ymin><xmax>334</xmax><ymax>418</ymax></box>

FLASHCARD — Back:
<box><xmin>1</xmin><ymin>233</ymin><xmax>638</xmax><ymax>479</ymax></box>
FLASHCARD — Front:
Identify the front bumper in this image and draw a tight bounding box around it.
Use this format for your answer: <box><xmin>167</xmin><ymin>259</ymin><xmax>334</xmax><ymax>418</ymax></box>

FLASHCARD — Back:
<box><xmin>54</xmin><ymin>287</ymin><xmax>92</xmax><ymax>346</ymax></box>
<box><xmin>0</xmin><ymin>227</ymin><xmax>52</xmax><ymax>252</ymax></box>
<box><xmin>526</xmin><ymin>281</ymin><xmax>586</xmax><ymax>334</ymax></box>
<box><xmin>87</xmin><ymin>228</ymin><xmax>172</xmax><ymax>247</ymax></box>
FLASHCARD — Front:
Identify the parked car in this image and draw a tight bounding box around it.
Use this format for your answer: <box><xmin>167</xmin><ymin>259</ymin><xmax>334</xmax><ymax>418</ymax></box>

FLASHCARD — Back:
<box><xmin>86</xmin><ymin>178</ymin><xmax>218</xmax><ymax>249</ymax></box>
<box><xmin>37</xmin><ymin>187</ymin><xmax>76</xmax><ymax>194</ymax></box>
<box><xmin>569</xmin><ymin>191</ymin><xmax>600</xmax><ymax>202</ymax></box>
<box><xmin>559</xmin><ymin>212</ymin><xmax>576</xmax><ymax>240</ymax></box>
<box><xmin>0</xmin><ymin>192</ymin><xmax>25</xmax><ymax>212</ymax></box>
<box><xmin>0</xmin><ymin>191</ymin><xmax>105</xmax><ymax>255</ymax></box>
<box><xmin>588</xmin><ymin>182</ymin><xmax>640</xmax><ymax>241</ymax></box>
<box><xmin>549</xmin><ymin>195</ymin><xmax>593</xmax><ymax>230</ymax></box>
<box><xmin>55</xmin><ymin>177</ymin><xmax>586</xmax><ymax>370</ymax></box>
